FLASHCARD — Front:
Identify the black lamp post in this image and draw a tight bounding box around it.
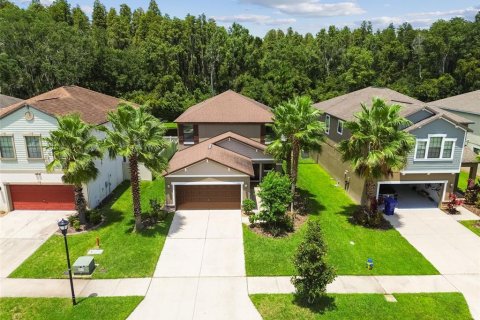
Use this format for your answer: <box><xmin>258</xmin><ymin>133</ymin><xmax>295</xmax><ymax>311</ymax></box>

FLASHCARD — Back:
<box><xmin>58</xmin><ymin>218</ymin><xmax>76</xmax><ymax>306</ymax></box>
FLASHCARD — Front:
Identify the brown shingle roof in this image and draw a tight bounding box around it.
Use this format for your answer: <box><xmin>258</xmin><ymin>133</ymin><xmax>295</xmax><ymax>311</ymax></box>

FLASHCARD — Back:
<box><xmin>0</xmin><ymin>94</ymin><xmax>22</xmax><ymax>108</ymax></box>
<box><xmin>165</xmin><ymin>132</ymin><xmax>265</xmax><ymax>176</ymax></box>
<box><xmin>313</xmin><ymin>87</ymin><xmax>424</xmax><ymax>121</ymax></box>
<box><xmin>175</xmin><ymin>90</ymin><xmax>273</xmax><ymax>123</ymax></box>
<box><xmin>0</xmin><ymin>86</ymin><xmax>126</xmax><ymax>124</ymax></box>
<box><xmin>430</xmin><ymin>90</ymin><xmax>480</xmax><ymax>115</ymax></box>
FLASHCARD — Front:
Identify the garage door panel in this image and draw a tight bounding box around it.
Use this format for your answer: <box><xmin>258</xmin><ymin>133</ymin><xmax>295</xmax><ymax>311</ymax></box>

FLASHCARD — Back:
<box><xmin>10</xmin><ymin>185</ymin><xmax>75</xmax><ymax>210</ymax></box>
<box><xmin>176</xmin><ymin>185</ymin><xmax>240</xmax><ymax>210</ymax></box>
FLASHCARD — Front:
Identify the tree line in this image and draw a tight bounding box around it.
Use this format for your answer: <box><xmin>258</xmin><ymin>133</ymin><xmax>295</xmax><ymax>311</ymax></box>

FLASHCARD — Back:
<box><xmin>1</xmin><ymin>0</ymin><xmax>479</xmax><ymax>121</ymax></box>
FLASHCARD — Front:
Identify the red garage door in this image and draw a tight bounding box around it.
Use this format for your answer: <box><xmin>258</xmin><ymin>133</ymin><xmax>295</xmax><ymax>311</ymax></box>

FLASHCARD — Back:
<box><xmin>9</xmin><ymin>185</ymin><xmax>75</xmax><ymax>210</ymax></box>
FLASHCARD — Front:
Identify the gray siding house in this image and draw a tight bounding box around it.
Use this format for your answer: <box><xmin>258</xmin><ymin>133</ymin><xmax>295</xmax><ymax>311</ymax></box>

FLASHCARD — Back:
<box><xmin>312</xmin><ymin>87</ymin><xmax>472</xmax><ymax>208</ymax></box>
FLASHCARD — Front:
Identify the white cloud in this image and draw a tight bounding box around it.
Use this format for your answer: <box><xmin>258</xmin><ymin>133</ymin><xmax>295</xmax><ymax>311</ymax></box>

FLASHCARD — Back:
<box><xmin>366</xmin><ymin>7</ymin><xmax>479</xmax><ymax>29</ymax></box>
<box><xmin>240</xmin><ymin>0</ymin><xmax>365</xmax><ymax>17</ymax></box>
<box><xmin>213</xmin><ymin>14</ymin><xmax>296</xmax><ymax>25</ymax></box>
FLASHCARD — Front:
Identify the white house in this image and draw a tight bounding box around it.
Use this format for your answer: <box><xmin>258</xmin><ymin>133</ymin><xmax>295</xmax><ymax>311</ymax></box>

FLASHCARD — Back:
<box><xmin>0</xmin><ymin>85</ymin><xmax>148</xmax><ymax>212</ymax></box>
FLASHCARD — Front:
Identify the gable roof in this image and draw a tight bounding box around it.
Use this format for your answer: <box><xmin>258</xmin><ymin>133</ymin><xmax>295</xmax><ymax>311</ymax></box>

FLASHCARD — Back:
<box><xmin>0</xmin><ymin>94</ymin><xmax>22</xmax><ymax>109</ymax></box>
<box><xmin>0</xmin><ymin>86</ymin><xmax>125</xmax><ymax>124</ymax></box>
<box><xmin>175</xmin><ymin>90</ymin><xmax>273</xmax><ymax>123</ymax></box>
<box><xmin>430</xmin><ymin>90</ymin><xmax>480</xmax><ymax>115</ymax></box>
<box><xmin>313</xmin><ymin>87</ymin><xmax>424</xmax><ymax>121</ymax></box>
<box><xmin>165</xmin><ymin>132</ymin><xmax>266</xmax><ymax>176</ymax></box>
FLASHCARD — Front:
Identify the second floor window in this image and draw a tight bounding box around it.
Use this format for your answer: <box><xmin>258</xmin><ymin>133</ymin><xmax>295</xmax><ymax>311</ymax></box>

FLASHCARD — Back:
<box><xmin>415</xmin><ymin>135</ymin><xmax>456</xmax><ymax>160</ymax></box>
<box><xmin>337</xmin><ymin>120</ymin><xmax>344</xmax><ymax>135</ymax></box>
<box><xmin>25</xmin><ymin>136</ymin><xmax>43</xmax><ymax>159</ymax></box>
<box><xmin>183</xmin><ymin>125</ymin><xmax>194</xmax><ymax>144</ymax></box>
<box><xmin>0</xmin><ymin>136</ymin><xmax>15</xmax><ymax>159</ymax></box>
<box><xmin>325</xmin><ymin>115</ymin><xmax>330</xmax><ymax>134</ymax></box>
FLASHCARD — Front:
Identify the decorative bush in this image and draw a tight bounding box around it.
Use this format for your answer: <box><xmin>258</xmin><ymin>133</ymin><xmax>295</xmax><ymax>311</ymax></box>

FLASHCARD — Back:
<box><xmin>86</xmin><ymin>209</ymin><xmax>102</xmax><ymax>225</ymax></box>
<box><xmin>242</xmin><ymin>199</ymin><xmax>256</xmax><ymax>215</ymax></box>
<box><xmin>68</xmin><ymin>215</ymin><xmax>79</xmax><ymax>227</ymax></box>
<box><xmin>291</xmin><ymin>221</ymin><xmax>336</xmax><ymax>304</ymax></box>
<box><xmin>447</xmin><ymin>193</ymin><xmax>463</xmax><ymax>214</ymax></box>
<box><xmin>257</xmin><ymin>171</ymin><xmax>293</xmax><ymax>228</ymax></box>
<box><xmin>464</xmin><ymin>178</ymin><xmax>480</xmax><ymax>205</ymax></box>
<box><xmin>352</xmin><ymin>206</ymin><xmax>383</xmax><ymax>228</ymax></box>
<box><xmin>149</xmin><ymin>199</ymin><xmax>168</xmax><ymax>222</ymax></box>
<box><xmin>72</xmin><ymin>219</ymin><xmax>81</xmax><ymax>231</ymax></box>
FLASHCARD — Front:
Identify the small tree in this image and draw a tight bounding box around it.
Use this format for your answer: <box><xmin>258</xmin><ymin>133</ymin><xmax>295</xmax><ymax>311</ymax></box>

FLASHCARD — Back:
<box><xmin>291</xmin><ymin>221</ymin><xmax>336</xmax><ymax>304</ymax></box>
<box><xmin>242</xmin><ymin>198</ymin><xmax>256</xmax><ymax>215</ymax></box>
<box><xmin>257</xmin><ymin>171</ymin><xmax>293</xmax><ymax>228</ymax></box>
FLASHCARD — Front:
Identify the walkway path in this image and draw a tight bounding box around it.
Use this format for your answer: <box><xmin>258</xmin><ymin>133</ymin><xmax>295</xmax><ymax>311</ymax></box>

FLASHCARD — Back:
<box><xmin>127</xmin><ymin>210</ymin><xmax>261</xmax><ymax>320</ymax></box>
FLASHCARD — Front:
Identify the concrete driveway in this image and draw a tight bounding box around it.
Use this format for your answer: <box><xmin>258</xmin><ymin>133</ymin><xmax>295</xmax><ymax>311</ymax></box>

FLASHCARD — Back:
<box><xmin>385</xmin><ymin>208</ymin><xmax>480</xmax><ymax>319</ymax></box>
<box><xmin>0</xmin><ymin>210</ymin><xmax>72</xmax><ymax>278</ymax></box>
<box><xmin>128</xmin><ymin>210</ymin><xmax>261</xmax><ymax>320</ymax></box>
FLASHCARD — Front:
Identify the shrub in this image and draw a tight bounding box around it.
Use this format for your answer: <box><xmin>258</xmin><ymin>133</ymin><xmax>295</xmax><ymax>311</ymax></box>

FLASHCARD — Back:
<box><xmin>464</xmin><ymin>178</ymin><xmax>479</xmax><ymax>205</ymax></box>
<box><xmin>87</xmin><ymin>209</ymin><xmax>102</xmax><ymax>225</ymax></box>
<box><xmin>68</xmin><ymin>215</ymin><xmax>79</xmax><ymax>227</ymax></box>
<box><xmin>149</xmin><ymin>199</ymin><xmax>168</xmax><ymax>223</ymax></box>
<box><xmin>352</xmin><ymin>206</ymin><xmax>383</xmax><ymax>228</ymax></box>
<box><xmin>248</xmin><ymin>214</ymin><xmax>257</xmax><ymax>224</ymax></box>
<box><xmin>447</xmin><ymin>193</ymin><xmax>463</xmax><ymax>214</ymax></box>
<box><xmin>476</xmin><ymin>198</ymin><xmax>480</xmax><ymax>209</ymax></box>
<box><xmin>242</xmin><ymin>199</ymin><xmax>256</xmax><ymax>215</ymax></box>
<box><xmin>291</xmin><ymin>221</ymin><xmax>336</xmax><ymax>304</ymax></box>
<box><xmin>72</xmin><ymin>219</ymin><xmax>81</xmax><ymax>231</ymax></box>
<box><xmin>257</xmin><ymin>171</ymin><xmax>293</xmax><ymax>228</ymax></box>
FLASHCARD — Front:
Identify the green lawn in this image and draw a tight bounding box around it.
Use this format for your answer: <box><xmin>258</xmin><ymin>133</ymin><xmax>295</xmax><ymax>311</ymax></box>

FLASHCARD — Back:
<box><xmin>250</xmin><ymin>293</ymin><xmax>472</xmax><ymax>320</ymax></box>
<box><xmin>10</xmin><ymin>179</ymin><xmax>173</xmax><ymax>279</ymax></box>
<box><xmin>457</xmin><ymin>171</ymin><xmax>469</xmax><ymax>193</ymax></box>
<box><xmin>0</xmin><ymin>297</ymin><xmax>142</xmax><ymax>320</ymax></box>
<box><xmin>460</xmin><ymin>220</ymin><xmax>480</xmax><ymax>237</ymax></box>
<box><xmin>164</xmin><ymin>122</ymin><xmax>177</xmax><ymax>130</ymax></box>
<box><xmin>243</xmin><ymin>159</ymin><xmax>438</xmax><ymax>276</ymax></box>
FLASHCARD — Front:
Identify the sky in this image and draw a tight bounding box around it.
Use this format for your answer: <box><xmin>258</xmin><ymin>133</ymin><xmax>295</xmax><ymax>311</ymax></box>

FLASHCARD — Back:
<box><xmin>14</xmin><ymin>0</ymin><xmax>480</xmax><ymax>36</ymax></box>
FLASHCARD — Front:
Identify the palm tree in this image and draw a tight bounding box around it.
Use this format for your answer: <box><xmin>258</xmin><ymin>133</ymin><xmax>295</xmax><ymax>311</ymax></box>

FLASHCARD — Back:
<box><xmin>44</xmin><ymin>114</ymin><xmax>102</xmax><ymax>225</ymax></box>
<box><xmin>338</xmin><ymin>98</ymin><xmax>415</xmax><ymax>214</ymax></box>
<box><xmin>103</xmin><ymin>103</ymin><xmax>168</xmax><ymax>232</ymax></box>
<box><xmin>267</xmin><ymin>96</ymin><xmax>325</xmax><ymax>198</ymax></box>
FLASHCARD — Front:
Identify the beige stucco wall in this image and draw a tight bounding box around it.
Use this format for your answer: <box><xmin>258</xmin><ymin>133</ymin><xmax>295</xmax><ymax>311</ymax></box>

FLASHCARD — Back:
<box><xmin>198</xmin><ymin>124</ymin><xmax>261</xmax><ymax>142</ymax></box>
<box><xmin>311</xmin><ymin>139</ymin><xmax>457</xmax><ymax>204</ymax></box>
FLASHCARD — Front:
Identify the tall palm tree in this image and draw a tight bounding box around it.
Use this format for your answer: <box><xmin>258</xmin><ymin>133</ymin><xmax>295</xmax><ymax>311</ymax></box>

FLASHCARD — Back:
<box><xmin>338</xmin><ymin>98</ymin><xmax>415</xmax><ymax>214</ymax></box>
<box><xmin>267</xmin><ymin>96</ymin><xmax>325</xmax><ymax>197</ymax></box>
<box><xmin>103</xmin><ymin>103</ymin><xmax>168</xmax><ymax>232</ymax></box>
<box><xmin>44</xmin><ymin>114</ymin><xmax>102</xmax><ymax>225</ymax></box>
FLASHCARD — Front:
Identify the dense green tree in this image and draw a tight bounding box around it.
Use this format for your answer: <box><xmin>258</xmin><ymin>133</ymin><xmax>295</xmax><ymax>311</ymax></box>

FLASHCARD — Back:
<box><xmin>44</xmin><ymin>114</ymin><xmax>102</xmax><ymax>225</ymax></box>
<box><xmin>92</xmin><ymin>0</ymin><xmax>107</xmax><ymax>28</ymax></box>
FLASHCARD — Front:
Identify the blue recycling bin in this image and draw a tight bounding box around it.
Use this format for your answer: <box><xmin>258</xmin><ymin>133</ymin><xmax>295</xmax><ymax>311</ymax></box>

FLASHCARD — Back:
<box><xmin>383</xmin><ymin>196</ymin><xmax>397</xmax><ymax>215</ymax></box>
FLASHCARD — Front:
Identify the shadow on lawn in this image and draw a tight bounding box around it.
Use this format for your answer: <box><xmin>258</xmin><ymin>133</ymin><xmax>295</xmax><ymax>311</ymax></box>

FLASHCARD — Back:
<box><xmin>293</xmin><ymin>295</ymin><xmax>337</xmax><ymax>314</ymax></box>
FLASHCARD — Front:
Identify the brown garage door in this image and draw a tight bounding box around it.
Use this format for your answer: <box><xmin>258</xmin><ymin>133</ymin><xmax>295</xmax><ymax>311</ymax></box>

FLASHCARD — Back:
<box><xmin>175</xmin><ymin>185</ymin><xmax>241</xmax><ymax>210</ymax></box>
<box><xmin>9</xmin><ymin>185</ymin><xmax>75</xmax><ymax>210</ymax></box>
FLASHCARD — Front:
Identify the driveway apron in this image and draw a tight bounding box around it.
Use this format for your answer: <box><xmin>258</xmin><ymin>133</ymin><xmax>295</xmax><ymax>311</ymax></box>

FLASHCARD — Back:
<box><xmin>128</xmin><ymin>210</ymin><xmax>261</xmax><ymax>320</ymax></box>
<box><xmin>0</xmin><ymin>210</ymin><xmax>72</xmax><ymax>278</ymax></box>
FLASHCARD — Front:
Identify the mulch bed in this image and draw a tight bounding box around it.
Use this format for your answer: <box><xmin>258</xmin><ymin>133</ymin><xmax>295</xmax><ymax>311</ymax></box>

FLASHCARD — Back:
<box><xmin>249</xmin><ymin>212</ymin><xmax>308</xmax><ymax>238</ymax></box>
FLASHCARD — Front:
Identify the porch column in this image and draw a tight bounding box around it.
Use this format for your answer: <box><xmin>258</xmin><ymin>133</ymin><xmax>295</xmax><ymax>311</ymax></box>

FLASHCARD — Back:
<box><xmin>259</xmin><ymin>163</ymin><xmax>263</xmax><ymax>181</ymax></box>
<box><xmin>469</xmin><ymin>164</ymin><xmax>478</xmax><ymax>180</ymax></box>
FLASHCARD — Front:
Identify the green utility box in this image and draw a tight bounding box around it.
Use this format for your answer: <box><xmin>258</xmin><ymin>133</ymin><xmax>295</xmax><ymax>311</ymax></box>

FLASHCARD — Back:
<box><xmin>72</xmin><ymin>256</ymin><xmax>95</xmax><ymax>275</ymax></box>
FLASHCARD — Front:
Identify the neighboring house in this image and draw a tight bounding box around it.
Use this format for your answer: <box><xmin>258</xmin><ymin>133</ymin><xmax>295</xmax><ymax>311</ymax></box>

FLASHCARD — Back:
<box><xmin>430</xmin><ymin>90</ymin><xmax>480</xmax><ymax>154</ymax></box>
<box><xmin>164</xmin><ymin>90</ymin><xmax>278</xmax><ymax>210</ymax></box>
<box><xmin>312</xmin><ymin>87</ymin><xmax>473</xmax><ymax>208</ymax></box>
<box><xmin>0</xmin><ymin>94</ymin><xmax>22</xmax><ymax>109</ymax></box>
<box><xmin>0</xmin><ymin>85</ymin><xmax>148</xmax><ymax>213</ymax></box>
<box><xmin>175</xmin><ymin>90</ymin><xmax>273</xmax><ymax>148</ymax></box>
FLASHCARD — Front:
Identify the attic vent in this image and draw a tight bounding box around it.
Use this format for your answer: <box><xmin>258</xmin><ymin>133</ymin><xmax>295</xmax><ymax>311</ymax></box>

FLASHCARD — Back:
<box><xmin>208</xmin><ymin>144</ymin><xmax>212</xmax><ymax>149</ymax></box>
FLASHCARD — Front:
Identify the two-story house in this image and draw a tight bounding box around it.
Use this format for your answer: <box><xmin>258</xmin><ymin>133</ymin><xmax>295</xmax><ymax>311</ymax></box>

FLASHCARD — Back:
<box><xmin>0</xmin><ymin>86</ymin><xmax>141</xmax><ymax>212</ymax></box>
<box><xmin>312</xmin><ymin>87</ymin><xmax>473</xmax><ymax>208</ymax></box>
<box><xmin>164</xmin><ymin>90</ymin><xmax>279</xmax><ymax>210</ymax></box>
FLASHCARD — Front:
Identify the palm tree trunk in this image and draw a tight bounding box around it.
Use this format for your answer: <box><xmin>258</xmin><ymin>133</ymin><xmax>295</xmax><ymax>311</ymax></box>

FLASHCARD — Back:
<box><xmin>290</xmin><ymin>140</ymin><xmax>301</xmax><ymax>211</ymax></box>
<box><xmin>129</xmin><ymin>153</ymin><xmax>143</xmax><ymax>232</ymax></box>
<box><xmin>365</xmin><ymin>178</ymin><xmax>378</xmax><ymax>214</ymax></box>
<box><xmin>286</xmin><ymin>150</ymin><xmax>292</xmax><ymax>176</ymax></box>
<box><xmin>74</xmin><ymin>185</ymin><xmax>87</xmax><ymax>225</ymax></box>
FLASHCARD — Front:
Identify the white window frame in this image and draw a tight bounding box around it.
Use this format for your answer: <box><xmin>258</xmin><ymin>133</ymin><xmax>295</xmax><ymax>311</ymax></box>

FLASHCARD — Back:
<box><xmin>183</xmin><ymin>124</ymin><xmax>195</xmax><ymax>145</ymax></box>
<box><xmin>413</xmin><ymin>134</ymin><xmax>456</xmax><ymax>161</ymax></box>
<box><xmin>337</xmin><ymin>120</ymin><xmax>344</xmax><ymax>135</ymax></box>
<box><xmin>0</xmin><ymin>135</ymin><xmax>16</xmax><ymax>159</ymax></box>
<box><xmin>324</xmin><ymin>115</ymin><xmax>330</xmax><ymax>134</ymax></box>
<box><xmin>24</xmin><ymin>134</ymin><xmax>44</xmax><ymax>159</ymax></box>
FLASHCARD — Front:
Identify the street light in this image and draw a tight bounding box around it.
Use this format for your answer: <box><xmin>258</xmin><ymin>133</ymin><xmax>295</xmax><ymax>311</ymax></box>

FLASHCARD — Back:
<box><xmin>58</xmin><ymin>218</ymin><xmax>76</xmax><ymax>306</ymax></box>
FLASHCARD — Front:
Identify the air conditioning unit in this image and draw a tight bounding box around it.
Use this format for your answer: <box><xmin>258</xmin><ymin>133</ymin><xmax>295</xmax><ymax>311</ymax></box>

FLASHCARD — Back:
<box><xmin>72</xmin><ymin>256</ymin><xmax>95</xmax><ymax>275</ymax></box>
